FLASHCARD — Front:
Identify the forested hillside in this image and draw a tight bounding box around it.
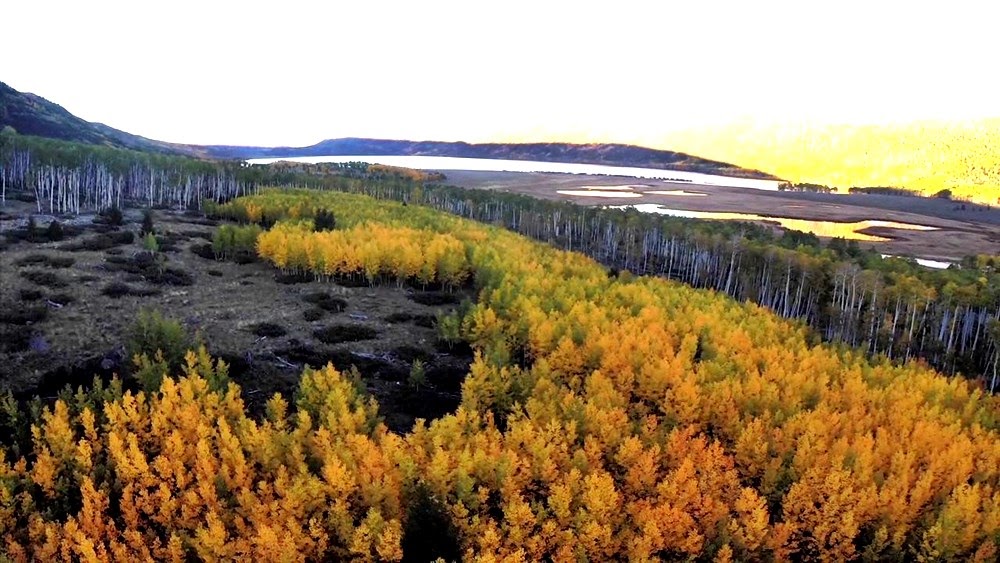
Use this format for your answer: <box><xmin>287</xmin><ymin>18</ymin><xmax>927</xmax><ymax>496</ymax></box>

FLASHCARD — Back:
<box><xmin>2</xmin><ymin>132</ymin><xmax>998</xmax><ymax>383</ymax></box>
<box><xmin>3</xmin><ymin>189</ymin><xmax>1000</xmax><ymax>560</ymax></box>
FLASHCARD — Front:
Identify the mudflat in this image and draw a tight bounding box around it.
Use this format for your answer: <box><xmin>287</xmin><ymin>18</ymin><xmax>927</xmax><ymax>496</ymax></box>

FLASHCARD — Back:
<box><xmin>440</xmin><ymin>170</ymin><xmax>1000</xmax><ymax>261</ymax></box>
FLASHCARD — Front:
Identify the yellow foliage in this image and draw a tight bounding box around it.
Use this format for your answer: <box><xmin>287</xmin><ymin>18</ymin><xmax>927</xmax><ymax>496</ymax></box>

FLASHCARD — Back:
<box><xmin>6</xmin><ymin>189</ymin><xmax>1000</xmax><ymax>561</ymax></box>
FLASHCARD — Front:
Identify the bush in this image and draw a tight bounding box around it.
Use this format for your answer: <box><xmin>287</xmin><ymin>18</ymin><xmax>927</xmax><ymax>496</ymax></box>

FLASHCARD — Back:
<box><xmin>140</xmin><ymin>209</ymin><xmax>155</xmax><ymax>237</ymax></box>
<box><xmin>302</xmin><ymin>292</ymin><xmax>348</xmax><ymax>312</ymax></box>
<box><xmin>408</xmin><ymin>358</ymin><xmax>426</xmax><ymax>391</ymax></box>
<box><xmin>101</xmin><ymin>282</ymin><xmax>160</xmax><ymax>298</ymax></box>
<box><xmin>14</xmin><ymin>254</ymin><xmax>74</xmax><ymax>268</ymax></box>
<box><xmin>251</xmin><ymin>322</ymin><xmax>287</xmax><ymax>338</ymax></box>
<box><xmin>26</xmin><ymin>215</ymin><xmax>38</xmax><ymax>241</ymax></box>
<box><xmin>46</xmin><ymin>220</ymin><xmax>64</xmax><ymax>241</ymax></box>
<box><xmin>20</xmin><ymin>270</ymin><xmax>67</xmax><ymax>288</ymax></box>
<box><xmin>304</xmin><ymin>308</ymin><xmax>325</xmax><ymax>321</ymax></box>
<box><xmin>0</xmin><ymin>304</ymin><xmax>48</xmax><ymax>325</ymax></box>
<box><xmin>143</xmin><ymin>232</ymin><xmax>160</xmax><ymax>254</ymax></box>
<box><xmin>18</xmin><ymin>288</ymin><xmax>44</xmax><ymax>301</ymax></box>
<box><xmin>313</xmin><ymin>324</ymin><xmax>377</xmax><ymax>344</ymax></box>
<box><xmin>99</xmin><ymin>206</ymin><xmax>124</xmax><ymax>226</ymax></box>
<box><xmin>408</xmin><ymin>292</ymin><xmax>460</xmax><ymax>306</ymax></box>
<box><xmin>127</xmin><ymin>310</ymin><xmax>191</xmax><ymax>386</ymax></box>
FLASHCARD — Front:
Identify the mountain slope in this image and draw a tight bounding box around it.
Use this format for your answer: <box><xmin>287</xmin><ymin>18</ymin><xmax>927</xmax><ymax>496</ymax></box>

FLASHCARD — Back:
<box><xmin>0</xmin><ymin>81</ymin><xmax>193</xmax><ymax>155</ymax></box>
<box><xmin>0</xmin><ymin>80</ymin><xmax>774</xmax><ymax>179</ymax></box>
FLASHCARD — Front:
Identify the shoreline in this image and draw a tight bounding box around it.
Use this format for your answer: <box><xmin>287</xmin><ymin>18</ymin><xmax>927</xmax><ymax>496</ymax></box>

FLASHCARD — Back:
<box><xmin>436</xmin><ymin>169</ymin><xmax>1000</xmax><ymax>262</ymax></box>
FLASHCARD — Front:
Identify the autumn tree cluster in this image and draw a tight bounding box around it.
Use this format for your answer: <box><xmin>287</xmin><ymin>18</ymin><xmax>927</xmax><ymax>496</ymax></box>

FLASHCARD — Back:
<box><xmin>4</xmin><ymin>189</ymin><xmax>1000</xmax><ymax>561</ymax></box>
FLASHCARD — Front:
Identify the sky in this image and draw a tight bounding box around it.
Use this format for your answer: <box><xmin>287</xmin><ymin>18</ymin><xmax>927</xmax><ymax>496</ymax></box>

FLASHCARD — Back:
<box><xmin>3</xmin><ymin>0</ymin><xmax>999</xmax><ymax>147</ymax></box>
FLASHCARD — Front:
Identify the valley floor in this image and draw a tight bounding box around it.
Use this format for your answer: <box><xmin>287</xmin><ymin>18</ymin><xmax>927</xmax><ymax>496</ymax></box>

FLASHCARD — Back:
<box><xmin>441</xmin><ymin>169</ymin><xmax>1000</xmax><ymax>262</ymax></box>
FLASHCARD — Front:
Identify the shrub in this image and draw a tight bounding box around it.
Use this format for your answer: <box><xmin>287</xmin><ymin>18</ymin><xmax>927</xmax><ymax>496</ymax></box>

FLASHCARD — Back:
<box><xmin>26</xmin><ymin>215</ymin><xmax>38</xmax><ymax>241</ymax></box>
<box><xmin>313</xmin><ymin>324</ymin><xmax>377</xmax><ymax>344</ymax></box>
<box><xmin>102</xmin><ymin>282</ymin><xmax>157</xmax><ymax>298</ymax></box>
<box><xmin>140</xmin><ymin>209</ymin><xmax>155</xmax><ymax>237</ymax></box>
<box><xmin>127</xmin><ymin>310</ymin><xmax>191</xmax><ymax>388</ymax></box>
<box><xmin>314</xmin><ymin>208</ymin><xmax>336</xmax><ymax>231</ymax></box>
<box><xmin>408</xmin><ymin>358</ymin><xmax>426</xmax><ymax>391</ymax></box>
<box><xmin>18</xmin><ymin>288</ymin><xmax>44</xmax><ymax>301</ymax></box>
<box><xmin>251</xmin><ymin>322</ymin><xmax>287</xmax><ymax>338</ymax></box>
<box><xmin>46</xmin><ymin>220</ymin><xmax>64</xmax><ymax>241</ymax></box>
<box><xmin>408</xmin><ymin>292</ymin><xmax>460</xmax><ymax>306</ymax></box>
<box><xmin>100</xmin><ymin>206</ymin><xmax>124</xmax><ymax>226</ymax></box>
<box><xmin>302</xmin><ymin>292</ymin><xmax>348</xmax><ymax>312</ymax></box>
<box><xmin>142</xmin><ymin>232</ymin><xmax>160</xmax><ymax>254</ymax></box>
<box><xmin>0</xmin><ymin>304</ymin><xmax>48</xmax><ymax>325</ymax></box>
<box><xmin>20</xmin><ymin>270</ymin><xmax>67</xmax><ymax>288</ymax></box>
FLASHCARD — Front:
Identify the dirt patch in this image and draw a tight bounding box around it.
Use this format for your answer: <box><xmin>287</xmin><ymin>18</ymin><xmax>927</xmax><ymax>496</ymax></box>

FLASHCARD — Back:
<box><xmin>1</xmin><ymin>207</ymin><xmax>475</xmax><ymax>432</ymax></box>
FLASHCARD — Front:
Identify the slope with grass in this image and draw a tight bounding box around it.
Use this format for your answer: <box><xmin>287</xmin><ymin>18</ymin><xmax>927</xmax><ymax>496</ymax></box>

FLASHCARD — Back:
<box><xmin>665</xmin><ymin>119</ymin><xmax>1000</xmax><ymax>204</ymax></box>
<box><xmin>0</xmin><ymin>82</ymin><xmax>195</xmax><ymax>155</ymax></box>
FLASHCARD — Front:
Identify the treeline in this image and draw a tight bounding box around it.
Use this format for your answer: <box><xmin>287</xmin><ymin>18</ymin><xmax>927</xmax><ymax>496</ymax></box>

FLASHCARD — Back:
<box><xmin>777</xmin><ymin>182</ymin><xmax>837</xmax><ymax>193</ymax></box>
<box><xmin>214</xmin><ymin>187</ymin><xmax>1000</xmax><ymax>385</ymax></box>
<box><xmin>848</xmin><ymin>186</ymin><xmax>922</xmax><ymax>197</ymax></box>
<box><xmin>0</xmin><ymin>132</ymin><xmax>256</xmax><ymax>212</ymax></box>
<box><xmin>0</xmin><ymin>133</ymin><xmax>399</xmax><ymax>213</ymax></box>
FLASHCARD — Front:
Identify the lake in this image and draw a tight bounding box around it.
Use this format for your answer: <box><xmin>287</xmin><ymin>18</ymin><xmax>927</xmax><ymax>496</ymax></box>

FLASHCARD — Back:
<box><xmin>246</xmin><ymin>154</ymin><xmax>783</xmax><ymax>191</ymax></box>
<box><xmin>249</xmin><ymin>154</ymin><xmax>943</xmax><ymax>254</ymax></box>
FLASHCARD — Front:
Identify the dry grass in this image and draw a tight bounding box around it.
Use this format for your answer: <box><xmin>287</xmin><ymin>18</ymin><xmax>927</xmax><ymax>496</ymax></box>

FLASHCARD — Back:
<box><xmin>664</xmin><ymin>118</ymin><xmax>1000</xmax><ymax>205</ymax></box>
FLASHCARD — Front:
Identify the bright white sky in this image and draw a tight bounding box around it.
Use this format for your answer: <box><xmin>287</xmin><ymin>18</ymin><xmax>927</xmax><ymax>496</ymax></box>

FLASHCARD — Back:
<box><xmin>3</xmin><ymin>0</ymin><xmax>999</xmax><ymax>147</ymax></box>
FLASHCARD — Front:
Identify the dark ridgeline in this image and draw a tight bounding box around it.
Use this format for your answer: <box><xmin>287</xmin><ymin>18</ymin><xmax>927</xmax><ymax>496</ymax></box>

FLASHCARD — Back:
<box><xmin>195</xmin><ymin>137</ymin><xmax>778</xmax><ymax>180</ymax></box>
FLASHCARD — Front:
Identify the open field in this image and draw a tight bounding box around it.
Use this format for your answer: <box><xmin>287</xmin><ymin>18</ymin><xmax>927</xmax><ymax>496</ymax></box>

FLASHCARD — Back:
<box><xmin>0</xmin><ymin>202</ymin><xmax>471</xmax><ymax>432</ymax></box>
<box><xmin>441</xmin><ymin>170</ymin><xmax>1000</xmax><ymax>261</ymax></box>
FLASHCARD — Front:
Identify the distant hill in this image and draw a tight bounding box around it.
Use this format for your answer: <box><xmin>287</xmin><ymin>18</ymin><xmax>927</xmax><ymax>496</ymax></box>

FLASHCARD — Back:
<box><xmin>197</xmin><ymin>138</ymin><xmax>777</xmax><ymax>179</ymax></box>
<box><xmin>663</xmin><ymin>120</ymin><xmax>1000</xmax><ymax>205</ymax></box>
<box><xmin>0</xmin><ymin>81</ymin><xmax>194</xmax><ymax>155</ymax></box>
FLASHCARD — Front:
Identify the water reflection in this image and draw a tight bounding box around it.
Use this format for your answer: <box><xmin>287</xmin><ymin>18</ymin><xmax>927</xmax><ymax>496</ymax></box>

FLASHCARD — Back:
<box><xmin>574</xmin><ymin>185</ymin><xmax>646</xmax><ymax>191</ymax></box>
<box><xmin>557</xmin><ymin>190</ymin><xmax>644</xmax><ymax>198</ymax></box>
<box><xmin>617</xmin><ymin>204</ymin><xmax>939</xmax><ymax>242</ymax></box>
<box><xmin>646</xmin><ymin>190</ymin><xmax>708</xmax><ymax>197</ymax></box>
<box><xmin>882</xmin><ymin>254</ymin><xmax>953</xmax><ymax>269</ymax></box>
<box><xmin>247</xmin><ymin>155</ymin><xmax>784</xmax><ymax>190</ymax></box>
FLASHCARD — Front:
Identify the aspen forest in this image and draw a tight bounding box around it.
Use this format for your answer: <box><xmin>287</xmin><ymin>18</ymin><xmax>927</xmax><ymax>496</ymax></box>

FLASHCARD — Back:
<box><xmin>2</xmin><ymin>187</ymin><xmax>1000</xmax><ymax>561</ymax></box>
